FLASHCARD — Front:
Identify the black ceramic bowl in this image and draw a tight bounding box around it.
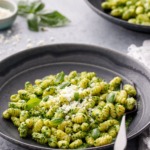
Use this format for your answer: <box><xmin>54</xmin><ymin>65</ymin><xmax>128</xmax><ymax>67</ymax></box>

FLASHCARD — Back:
<box><xmin>85</xmin><ymin>0</ymin><xmax>150</xmax><ymax>33</ymax></box>
<box><xmin>0</xmin><ymin>44</ymin><xmax>150</xmax><ymax>150</ymax></box>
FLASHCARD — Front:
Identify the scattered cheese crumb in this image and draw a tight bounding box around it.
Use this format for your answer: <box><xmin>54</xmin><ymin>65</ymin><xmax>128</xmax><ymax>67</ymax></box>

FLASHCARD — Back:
<box><xmin>0</xmin><ymin>34</ymin><xmax>4</xmax><ymax>43</ymax></box>
<box><xmin>27</xmin><ymin>38</ymin><xmax>32</xmax><ymax>43</ymax></box>
<box><xmin>7</xmin><ymin>30</ymin><xmax>12</xmax><ymax>36</ymax></box>
<box><xmin>50</xmin><ymin>36</ymin><xmax>55</xmax><ymax>42</ymax></box>
<box><xmin>12</xmin><ymin>35</ymin><xmax>21</xmax><ymax>42</ymax></box>
<box><xmin>37</xmin><ymin>40</ymin><xmax>45</xmax><ymax>46</ymax></box>
<box><xmin>26</xmin><ymin>43</ymin><xmax>33</xmax><ymax>49</ymax></box>
<box><xmin>0</xmin><ymin>28</ymin><xmax>55</xmax><ymax>51</ymax></box>
<box><xmin>4</xmin><ymin>40</ymin><xmax>9</xmax><ymax>44</ymax></box>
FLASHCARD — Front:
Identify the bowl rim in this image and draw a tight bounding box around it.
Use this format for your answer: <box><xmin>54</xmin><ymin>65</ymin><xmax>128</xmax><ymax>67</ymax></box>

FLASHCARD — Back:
<box><xmin>0</xmin><ymin>0</ymin><xmax>18</xmax><ymax>20</ymax></box>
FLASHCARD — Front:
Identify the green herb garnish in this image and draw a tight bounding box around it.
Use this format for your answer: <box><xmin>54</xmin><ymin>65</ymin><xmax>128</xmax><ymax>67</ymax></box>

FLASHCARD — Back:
<box><xmin>91</xmin><ymin>128</ymin><xmax>100</xmax><ymax>139</ymax></box>
<box><xmin>55</xmin><ymin>71</ymin><xmax>65</xmax><ymax>85</ymax></box>
<box><xmin>50</xmin><ymin>118</ymin><xmax>64</xmax><ymax>126</ymax></box>
<box><xmin>59</xmin><ymin>82</ymin><xmax>71</xmax><ymax>89</ymax></box>
<box><xmin>106</xmin><ymin>92</ymin><xmax>116</xmax><ymax>103</ymax></box>
<box><xmin>26</xmin><ymin>97</ymin><xmax>41</xmax><ymax>110</ymax></box>
<box><xmin>74</xmin><ymin>92</ymin><xmax>79</xmax><ymax>101</ymax></box>
<box><xmin>42</xmin><ymin>96</ymin><xmax>49</xmax><ymax>102</ymax></box>
<box><xmin>18</xmin><ymin>0</ymin><xmax>70</xmax><ymax>31</ymax></box>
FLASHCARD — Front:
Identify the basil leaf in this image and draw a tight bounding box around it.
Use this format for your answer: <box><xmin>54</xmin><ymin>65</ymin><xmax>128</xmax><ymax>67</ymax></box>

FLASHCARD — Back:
<box><xmin>91</xmin><ymin>128</ymin><xmax>100</xmax><ymax>139</ymax></box>
<box><xmin>55</xmin><ymin>71</ymin><xmax>65</xmax><ymax>85</ymax></box>
<box><xmin>30</xmin><ymin>1</ymin><xmax>45</xmax><ymax>13</ymax></box>
<box><xmin>27</xmin><ymin>14</ymin><xmax>39</xmax><ymax>31</ymax></box>
<box><xmin>18</xmin><ymin>1</ymin><xmax>31</xmax><ymax>15</ymax></box>
<box><xmin>50</xmin><ymin>118</ymin><xmax>64</xmax><ymax>126</ymax></box>
<box><xmin>40</xmin><ymin>11</ymin><xmax>70</xmax><ymax>27</ymax></box>
<box><xmin>59</xmin><ymin>82</ymin><xmax>70</xmax><ymax>89</ymax></box>
<box><xmin>18</xmin><ymin>1</ymin><xmax>70</xmax><ymax>31</ymax></box>
<box><xmin>74</xmin><ymin>92</ymin><xmax>79</xmax><ymax>101</ymax></box>
<box><xmin>106</xmin><ymin>92</ymin><xmax>116</xmax><ymax>103</ymax></box>
<box><xmin>42</xmin><ymin>96</ymin><xmax>49</xmax><ymax>102</ymax></box>
<box><xmin>26</xmin><ymin>97</ymin><xmax>41</xmax><ymax>110</ymax></box>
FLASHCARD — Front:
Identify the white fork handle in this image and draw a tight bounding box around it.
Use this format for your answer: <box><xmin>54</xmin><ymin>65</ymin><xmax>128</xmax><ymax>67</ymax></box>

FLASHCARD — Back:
<box><xmin>114</xmin><ymin>115</ymin><xmax>127</xmax><ymax>150</ymax></box>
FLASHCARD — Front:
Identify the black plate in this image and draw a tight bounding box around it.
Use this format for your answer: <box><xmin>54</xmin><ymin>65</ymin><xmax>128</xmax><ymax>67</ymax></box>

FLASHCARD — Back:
<box><xmin>85</xmin><ymin>0</ymin><xmax>150</xmax><ymax>33</ymax></box>
<box><xmin>0</xmin><ymin>44</ymin><xmax>150</xmax><ymax>150</ymax></box>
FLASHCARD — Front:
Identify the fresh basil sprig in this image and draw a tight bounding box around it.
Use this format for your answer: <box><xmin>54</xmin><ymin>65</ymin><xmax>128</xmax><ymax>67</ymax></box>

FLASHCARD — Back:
<box><xmin>27</xmin><ymin>14</ymin><xmax>39</xmax><ymax>31</ymax></box>
<box><xmin>55</xmin><ymin>71</ymin><xmax>65</xmax><ymax>85</ymax></box>
<box><xmin>26</xmin><ymin>97</ymin><xmax>41</xmax><ymax>110</ymax></box>
<box><xmin>18</xmin><ymin>0</ymin><xmax>70</xmax><ymax>31</ymax></box>
<box><xmin>59</xmin><ymin>82</ymin><xmax>71</xmax><ymax>89</ymax></box>
<box><xmin>106</xmin><ymin>92</ymin><xmax>116</xmax><ymax>103</ymax></box>
<box><xmin>91</xmin><ymin>128</ymin><xmax>100</xmax><ymax>139</ymax></box>
<box><xmin>50</xmin><ymin>118</ymin><xmax>64</xmax><ymax>126</ymax></box>
<box><xmin>74</xmin><ymin>92</ymin><xmax>79</xmax><ymax>101</ymax></box>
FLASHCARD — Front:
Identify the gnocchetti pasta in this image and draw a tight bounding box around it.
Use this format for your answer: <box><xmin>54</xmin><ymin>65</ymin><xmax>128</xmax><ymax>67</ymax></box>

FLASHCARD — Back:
<box><xmin>2</xmin><ymin>71</ymin><xmax>137</xmax><ymax>149</ymax></box>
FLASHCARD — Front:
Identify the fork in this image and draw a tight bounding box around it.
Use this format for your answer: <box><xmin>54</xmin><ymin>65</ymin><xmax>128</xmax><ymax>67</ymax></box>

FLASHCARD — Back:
<box><xmin>114</xmin><ymin>104</ymin><xmax>138</xmax><ymax>150</ymax></box>
<box><xmin>114</xmin><ymin>115</ymin><xmax>127</xmax><ymax>150</ymax></box>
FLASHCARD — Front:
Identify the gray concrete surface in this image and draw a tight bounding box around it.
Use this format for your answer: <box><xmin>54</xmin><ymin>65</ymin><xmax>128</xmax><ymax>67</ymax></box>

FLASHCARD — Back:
<box><xmin>0</xmin><ymin>0</ymin><xmax>150</xmax><ymax>150</ymax></box>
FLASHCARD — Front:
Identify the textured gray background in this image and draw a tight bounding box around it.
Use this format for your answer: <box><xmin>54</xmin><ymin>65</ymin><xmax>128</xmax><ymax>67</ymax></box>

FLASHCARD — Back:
<box><xmin>0</xmin><ymin>0</ymin><xmax>150</xmax><ymax>149</ymax></box>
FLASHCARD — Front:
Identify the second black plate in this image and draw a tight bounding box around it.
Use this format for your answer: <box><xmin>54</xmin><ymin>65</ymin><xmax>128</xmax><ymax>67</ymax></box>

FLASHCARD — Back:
<box><xmin>86</xmin><ymin>0</ymin><xmax>150</xmax><ymax>33</ymax></box>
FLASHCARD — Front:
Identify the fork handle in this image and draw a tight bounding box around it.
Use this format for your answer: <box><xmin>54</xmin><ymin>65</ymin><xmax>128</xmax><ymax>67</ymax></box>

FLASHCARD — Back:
<box><xmin>114</xmin><ymin>115</ymin><xmax>127</xmax><ymax>150</ymax></box>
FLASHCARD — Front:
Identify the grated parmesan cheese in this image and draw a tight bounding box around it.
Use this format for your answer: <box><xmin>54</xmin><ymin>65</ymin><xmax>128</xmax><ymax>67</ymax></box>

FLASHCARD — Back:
<box><xmin>65</xmin><ymin>115</ymin><xmax>70</xmax><ymax>120</ymax></box>
<box><xmin>0</xmin><ymin>7</ymin><xmax>12</xmax><ymax>19</ymax></box>
<box><xmin>59</xmin><ymin>85</ymin><xmax>77</xmax><ymax>102</ymax></box>
<box><xmin>61</xmin><ymin>101</ymin><xmax>78</xmax><ymax>114</ymax></box>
